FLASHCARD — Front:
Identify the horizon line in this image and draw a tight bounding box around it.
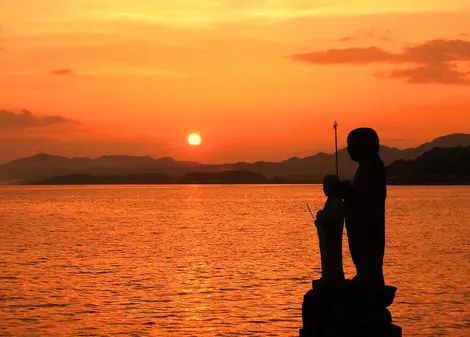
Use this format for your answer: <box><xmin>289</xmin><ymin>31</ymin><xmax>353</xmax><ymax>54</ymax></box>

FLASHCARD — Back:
<box><xmin>2</xmin><ymin>131</ymin><xmax>469</xmax><ymax>166</ymax></box>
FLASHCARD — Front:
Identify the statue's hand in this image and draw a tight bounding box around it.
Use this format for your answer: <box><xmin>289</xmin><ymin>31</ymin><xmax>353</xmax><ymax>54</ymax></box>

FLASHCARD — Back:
<box><xmin>340</xmin><ymin>180</ymin><xmax>352</xmax><ymax>198</ymax></box>
<box><xmin>315</xmin><ymin>210</ymin><xmax>324</xmax><ymax>227</ymax></box>
<box><xmin>314</xmin><ymin>218</ymin><xmax>321</xmax><ymax>228</ymax></box>
<box><xmin>316</xmin><ymin>210</ymin><xmax>324</xmax><ymax>219</ymax></box>
<box><xmin>341</xmin><ymin>180</ymin><xmax>351</xmax><ymax>188</ymax></box>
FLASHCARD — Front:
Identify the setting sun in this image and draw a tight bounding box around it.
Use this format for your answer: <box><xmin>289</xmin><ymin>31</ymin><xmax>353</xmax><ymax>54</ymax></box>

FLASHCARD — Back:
<box><xmin>188</xmin><ymin>133</ymin><xmax>202</xmax><ymax>146</ymax></box>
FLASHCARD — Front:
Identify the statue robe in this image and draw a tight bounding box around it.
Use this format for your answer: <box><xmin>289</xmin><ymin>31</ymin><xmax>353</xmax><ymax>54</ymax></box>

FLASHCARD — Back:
<box><xmin>345</xmin><ymin>154</ymin><xmax>386</xmax><ymax>287</ymax></box>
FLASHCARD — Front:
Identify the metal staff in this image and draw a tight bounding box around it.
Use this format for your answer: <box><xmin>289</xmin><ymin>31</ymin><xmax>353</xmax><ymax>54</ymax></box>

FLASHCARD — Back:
<box><xmin>333</xmin><ymin>121</ymin><xmax>339</xmax><ymax>180</ymax></box>
<box><xmin>307</xmin><ymin>203</ymin><xmax>315</xmax><ymax>222</ymax></box>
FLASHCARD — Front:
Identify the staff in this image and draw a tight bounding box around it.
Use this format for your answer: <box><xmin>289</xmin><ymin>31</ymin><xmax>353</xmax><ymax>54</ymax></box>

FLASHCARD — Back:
<box><xmin>307</xmin><ymin>122</ymin><xmax>340</xmax><ymax>221</ymax></box>
<box><xmin>333</xmin><ymin>121</ymin><xmax>339</xmax><ymax>180</ymax></box>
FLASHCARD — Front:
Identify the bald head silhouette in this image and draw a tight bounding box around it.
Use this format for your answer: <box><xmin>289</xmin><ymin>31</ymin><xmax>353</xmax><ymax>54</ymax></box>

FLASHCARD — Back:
<box><xmin>347</xmin><ymin>128</ymin><xmax>380</xmax><ymax>163</ymax></box>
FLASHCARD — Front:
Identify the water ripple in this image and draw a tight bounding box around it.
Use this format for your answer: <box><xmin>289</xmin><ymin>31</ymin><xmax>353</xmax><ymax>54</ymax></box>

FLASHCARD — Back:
<box><xmin>0</xmin><ymin>185</ymin><xmax>469</xmax><ymax>336</ymax></box>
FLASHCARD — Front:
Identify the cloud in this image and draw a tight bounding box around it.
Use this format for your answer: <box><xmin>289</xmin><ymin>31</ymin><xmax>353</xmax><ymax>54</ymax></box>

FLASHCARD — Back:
<box><xmin>0</xmin><ymin>83</ymin><xmax>62</xmax><ymax>90</ymax></box>
<box><xmin>292</xmin><ymin>39</ymin><xmax>470</xmax><ymax>85</ymax></box>
<box><xmin>51</xmin><ymin>68</ymin><xmax>74</xmax><ymax>76</ymax></box>
<box><xmin>401</xmin><ymin>39</ymin><xmax>470</xmax><ymax>63</ymax></box>
<box><xmin>292</xmin><ymin>47</ymin><xmax>394</xmax><ymax>64</ymax></box>
<box><xmin>338</xmin><ymin>36</ymin><xmax>356</xmax><ymax>43</ymax></box>
<box><xmin>386</xmin><ymin>63</ymin><xmax>470</xmax><ymax>85</ymax></box>
<box><xmin>0</xmin><ymin>109</ymin><xmax>77</xmax><ymax>129</ymax></box>
<box><xmin>338</xmin><ymin>28</ymin><xmax>392</xmax><ymax>43</ymax></box>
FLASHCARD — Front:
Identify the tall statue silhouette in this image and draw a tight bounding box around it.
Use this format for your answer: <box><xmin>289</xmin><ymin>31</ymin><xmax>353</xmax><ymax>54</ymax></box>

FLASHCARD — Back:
<box><xmin>300</xmin><ymin>127</ymin><xmax>401</xmax><ymax>337</ymax></box>
<box><xmin>344</xmin><ymin>127</ymin><xmax>386</xmax><ymax>289</ymax></box>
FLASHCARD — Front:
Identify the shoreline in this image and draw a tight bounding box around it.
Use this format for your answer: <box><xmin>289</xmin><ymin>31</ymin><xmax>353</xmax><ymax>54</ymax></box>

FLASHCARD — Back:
<box><xmin>2</xmin><ymin>182</ymin><xmax>469</xmax><ymax>186</ymax></box>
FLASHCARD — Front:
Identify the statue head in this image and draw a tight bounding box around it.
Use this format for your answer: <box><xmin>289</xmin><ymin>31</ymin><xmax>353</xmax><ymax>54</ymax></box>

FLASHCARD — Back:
<box><xmin>323</xmin><ymin>174</ymin><xmax>340</xmax><ymax>197</ymax></box>
<box><xmin>347</xmin><ymin>128</ymin><xmax>380</xmax><ymax>163</ymax></box>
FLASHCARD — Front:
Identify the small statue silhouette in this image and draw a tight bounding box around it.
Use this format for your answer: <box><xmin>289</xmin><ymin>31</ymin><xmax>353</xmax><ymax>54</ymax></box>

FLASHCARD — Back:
<box><xmin>313</xmin><ymin>174</ymin><xmax>345</xmax><ymax>288</ymax></box>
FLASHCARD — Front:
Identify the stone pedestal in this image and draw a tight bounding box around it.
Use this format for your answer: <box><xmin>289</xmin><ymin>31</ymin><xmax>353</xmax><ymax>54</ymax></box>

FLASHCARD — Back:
<box><xmin>299</xmin><ymin>283</ymin><xmax>402</xmax><ymax>337</ymax></box>
<box><xmin>300</xmin><ymin>324</ymin><xmax>401</xmax><ymax>337</ymax></box>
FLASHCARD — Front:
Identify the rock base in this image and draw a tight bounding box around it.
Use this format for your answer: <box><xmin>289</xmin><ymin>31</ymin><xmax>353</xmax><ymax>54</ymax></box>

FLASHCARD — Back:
<box><xmin>299</xmin><ymin>282</ymin><xmax>402</xmax><ymax>337</ymax></box>
<box><xmin>300</xmin><ymin>324</ymin><xmax>402</xmax><ymax>337</ymax></box>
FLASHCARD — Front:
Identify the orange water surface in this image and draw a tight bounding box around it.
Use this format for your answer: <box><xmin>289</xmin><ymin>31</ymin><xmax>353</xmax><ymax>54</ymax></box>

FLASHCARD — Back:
<box><xmin>0</xmin><ymin>185</ymin><xmax>469</xmax><ymax>336</ymax></box>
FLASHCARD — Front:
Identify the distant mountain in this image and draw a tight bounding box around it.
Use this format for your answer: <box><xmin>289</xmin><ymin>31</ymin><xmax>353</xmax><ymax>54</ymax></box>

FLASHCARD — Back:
<box><xmin>33</xmin><ymin>171</ymin><xmax>268</xmax><ymax>185</ymax></box>
<box><xmin>31</xmin><ymin>145</ymin><xmax>470</xmax><ymax>185</ymax></box>
<box><xmin>388</xmin><ymin>146</ymin><xmax>470</xmax><ymax>185</ymax></box>
<box><xmin>1</xmin><ymin>133</ymin><xmax>469</xmax><ymax>184</ymax></box>
<box><xmin>402</xmin><ymin>133</ymin><xmax>470</xmax><ymax>158</ymax></box>
<box><xmin>33</xmin><ymin>173</ymin><xmax>175</xmax><ymax>185</ymax></box>
<box><xmin>178</xmin><ymin>171</ymin><xmax>268</xmax><ymax>184</ymax></box>
<box><xmin>0</xmin><ymin>154</ymin><xmax>213</xmax><ymax>184</ymax></box>
<box><xmin>221</xmin><ymin>145</ymin><xmax>405</xmax><ymax>181</ymax></box>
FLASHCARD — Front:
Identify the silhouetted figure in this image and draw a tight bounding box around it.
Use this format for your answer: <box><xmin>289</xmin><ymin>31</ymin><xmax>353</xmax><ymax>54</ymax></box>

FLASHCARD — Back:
<box><xmin>344</xmin><ymin>128</ymin><xmax>386</xmax><ymax>289</ymax></box>
<box><xmin>300</xmin><ymin>128</ymin><xmax>401</xmax><ymax>337</ymax></box>
<box><xmin>314</xmin><ymin>174</ymin><xmax>344</xmax><ymax>287</ymax></box>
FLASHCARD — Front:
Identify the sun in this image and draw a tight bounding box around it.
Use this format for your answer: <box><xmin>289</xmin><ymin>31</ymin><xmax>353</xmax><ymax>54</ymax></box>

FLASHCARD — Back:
<box><xmin>188</xmin><ymin>133</ymin><xmax>202</xmax><ymax>146</ymax></box>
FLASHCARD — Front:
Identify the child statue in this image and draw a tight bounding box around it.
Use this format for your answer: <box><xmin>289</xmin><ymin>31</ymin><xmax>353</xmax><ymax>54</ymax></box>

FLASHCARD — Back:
<box><xmin>314</xmin><ymin>174</ymin><xmax>345</xmax><ymax>288</ymax></box>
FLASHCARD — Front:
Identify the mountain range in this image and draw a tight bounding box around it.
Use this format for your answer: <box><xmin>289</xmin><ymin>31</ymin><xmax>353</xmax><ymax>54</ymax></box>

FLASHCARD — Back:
<box><xmin>1</xmin><ymin>133</ymin><xmax>469</xmax><ymax>184</ymax></box>
<box><xmin>387</xmin><ymin>145</ymin><xmax>470</xmax><ymax>185</ymax></box>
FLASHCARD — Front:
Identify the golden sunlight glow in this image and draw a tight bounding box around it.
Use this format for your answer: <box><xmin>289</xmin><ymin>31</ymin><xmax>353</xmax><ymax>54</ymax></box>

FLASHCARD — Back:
<box><xmin>188</xmin><ymin>133</ymin><xmax>202</xmax><ymax>146</ymax></box>
<box><xmin>0</xmin><ymin>0</ymin><xmax>469</xmax><ymax>163</ymax></box>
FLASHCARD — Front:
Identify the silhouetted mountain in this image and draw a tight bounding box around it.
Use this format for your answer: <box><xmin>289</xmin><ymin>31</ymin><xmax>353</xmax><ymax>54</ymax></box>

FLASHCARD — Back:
<box><xmin>403</xmin><ymin>133</ymin><xmax>470</xmax><ymax>158</ymax></box>
<box><xmin>28</xmin><ymin>146</ymin><xmax>470</xmax><ymax>185</ymax></box>
<box><xmin>0</xmin><ymin>153</ymin><xmax>212</xmax><ymax>183</ymax></box>
<box><xmin>32</xmin><ymin>171</ymin><xmax>267</xmax><ymax>185</ymax></box>
<box><xmin>1</xmin><ymin>133</ymin><xmax>469</xmax><ymax>184</ymax></box>
<box><xmin>222</xmin><ymin>145</ymin><xmax>404</xmax><ymax>181</ymax></box>
<box><xmin>33</xmin><ymin>173</ymin><xmax>175</xmax><ymax>185</ymax></box>
<box><xmin>178</xmin><ymin>171</ymin><xmax>268</xmax><ymax>184</ymax></box>
<box><xmin>387</xmin><ymin>146</ymin><xmax>470</xmax><ymax>185</ymax></box>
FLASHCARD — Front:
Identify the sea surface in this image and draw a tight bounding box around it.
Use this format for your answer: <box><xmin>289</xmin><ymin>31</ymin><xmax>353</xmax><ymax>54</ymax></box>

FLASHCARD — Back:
<box><xmin>0</xmin><ymin>185</ymin><xmax>469</xmax><ymax>337</ymax></box>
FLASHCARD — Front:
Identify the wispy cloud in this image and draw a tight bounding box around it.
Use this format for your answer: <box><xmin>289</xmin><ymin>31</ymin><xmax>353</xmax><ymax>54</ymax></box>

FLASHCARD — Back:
<box><xmin>292</xmin><ymin>39</ymin><xmax>470</xmax><ymax>85</ymax></box>
<box><xmin>338</xmin><ymin>36</ymin><xmax>356</xmax><ymax>43</ymax></box>
<box><xmin>293</xmin><ymin>46</ymin><xmax>394</xmax><ymax>64</ymax></box>
<box><xmin>81</xmin><ymin>0</ymin><xmax>470</xmax><ymax>28</ymax></box>
<box><xmin>338</xmin><ymin>28</ymin><xmax>392</xmax><ymax>43</ymax></box>
<box><xmin>384</xmin><ymin>62</ymin><xmax>470</xmax><ymax>85</ymax></box>
<box><xmin>0</xmin><ymin>109</ymin><xmax>78</xmax><ymax>129</ymax></box>
<box><xmin>50</xmin><ymin>68</ymin><xmax>74</xmax><ymax>76</ymax></box>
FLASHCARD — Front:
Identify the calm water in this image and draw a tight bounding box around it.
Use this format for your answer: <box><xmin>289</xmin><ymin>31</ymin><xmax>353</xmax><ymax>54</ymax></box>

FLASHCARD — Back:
<box><xmin>0</xmin><ymin>185</ymin><xmax>469</xmax><ymax>337</ymax></box>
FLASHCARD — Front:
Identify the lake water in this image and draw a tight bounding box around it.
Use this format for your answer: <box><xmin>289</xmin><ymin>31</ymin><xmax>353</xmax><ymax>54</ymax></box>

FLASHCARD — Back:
<box><xmin>0</xmin><ymin>185</ymin><xmax>469</xmax><ymax>337</ymax></box>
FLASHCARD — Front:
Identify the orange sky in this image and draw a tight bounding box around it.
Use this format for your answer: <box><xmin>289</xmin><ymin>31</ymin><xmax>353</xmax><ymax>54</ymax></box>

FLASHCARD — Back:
<box><xmin>1</xmin><ymin>1</ymin><xmax>470</xmax><ymax>163</ymax></box>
